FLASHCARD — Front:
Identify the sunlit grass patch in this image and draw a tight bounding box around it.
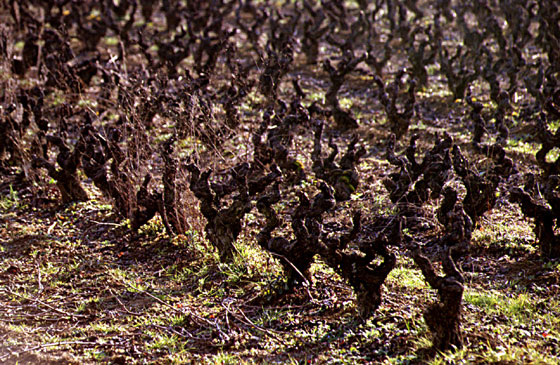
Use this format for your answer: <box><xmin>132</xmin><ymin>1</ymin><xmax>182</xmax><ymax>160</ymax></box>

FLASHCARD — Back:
<box><xmin>505</xmin><ymin>138</ymin><xmax>540</xmax><ymax>156</ymax></box>
<box><xmin>387</xmin><ymin>266</ymin><xmax>427</xmax><ymax>289</ymax></box>
<box><xmin>107</xmin><ymin>267</ymin><xmax>150</xmax><ymax>293</ymax></box>
<box><xmin>480</xmin><ymin>345</ymin><xmax>559</xmax><ymax>364</ymax></box>
<box><xmin>207</xmin><ymin>351</ymin><xmax>241</xmax><ymax>364</ymax></box>
<box><xmin>430</xmin><ymin>340</ymin><xmax>560</xmax><ymax>365</ymax></box>
<box><xmin>306</xmin><ymin>89</ymin><xmax>325</xmax><ymax>104</ymax></box>
<box><xmin>546</xmin><ymin>147</ymin><xmax>560</xmax><ymax>164</ymax></box>
<box><xmin>104</xmin><ymin>36</ymin><xmax>119</xmax><ymax>46</ymax></box>
<box><xmin>339</xmin><ymin>96</ymin><xmax>354</xmax><ymax>109</ymax></box>
<box><xmin>464</xmin><ymin>290</ymin><xmax>501</xmax><ymax>311</ymax></box>
<box><xmin>471</xmin><ymin>219</ymin><xmax>535</xmax><ymax>254</ymax></box>
<box><xmin>137</xmin><ymin>216</ymin><xmax>166</xmax><ymax>237</ymax></box>
<box><xmin>464</xmin><ymin>289</ymin><xmax>536</xmax><ymax>322</ymax></box>
<box><xmin>87</xmin><ymin>321</ymin><xmax>124</xmax><ymax>334</ymax></box>
<box><xmin>146</xmin><ymin>331</ymin><xmax>185</xmax><ymax>353</ymax></box>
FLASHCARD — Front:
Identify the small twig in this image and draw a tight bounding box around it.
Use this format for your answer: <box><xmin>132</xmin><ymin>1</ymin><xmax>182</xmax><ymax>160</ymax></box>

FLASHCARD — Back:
<box><xmin>243</xmin><ymin>303</ymin><xmax>312</xmax><ymax>310</ymax></box>
<box><xmin>221</xmin><ymin>300</ymin><xmax>286</xmax><ymax>343</ymax></box>
<box><xmin>89</xmin><ymin>220</ymin><xmax>123</xmax><ymax>226</ymax></box>
<box><xmin>47</xmin><ymin>221</ymin><xmax>57</xmax><ymax>234</ymax></box>
<box><xmin>223</xmin><ymin>299</ymin><xmax>232</xmax><ymax>331</ymax></box>
<box><xmin>109</xmin><ymin>289</ymin><xmax>143</xmax><ymax>316</ymax></box>
<box><xmin>0</xmin><ymin>316</ymin><xmax>70</xmax><ymax>323</ymax></box>
<box><xmin>35</xmin><ymin>261</ymin><xmax>43</xmax><ymax>294</ymax></box>
<box><xmin>0</xmin><ymin>341</ymin><xmax>99</xmax><ymax>362</ymax></box>
<box><xmin>2</xmin><ymin>288</ymin><xmax>88</xmax><ymax>319</ymax></box>
<box><xmin>0</xmin><ymin>314</ymin><xmax>71</xmax><ymax>322</ymax></box>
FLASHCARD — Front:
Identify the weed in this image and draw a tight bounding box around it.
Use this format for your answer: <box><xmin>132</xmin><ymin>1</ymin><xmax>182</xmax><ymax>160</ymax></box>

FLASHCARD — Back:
<box><xmin>0</xmin><ymin>184</ymin><xmax>20</xmax><ymax>210</ymax></box>
<box><xmin>210</xmin><ymin>351</ymin><xmax>240</xmax><ymax>364</ymax></box>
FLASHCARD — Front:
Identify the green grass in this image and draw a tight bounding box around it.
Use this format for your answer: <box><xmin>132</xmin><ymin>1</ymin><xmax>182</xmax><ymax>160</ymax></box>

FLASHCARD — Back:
<box><xmin>387</xmin><ymin>266</ymin><xmax>427</xmax><ymax>289</ymax></box>
<box><xmin>471</xmin><ymin>220</ymin><xmax>535</xmax><ymax>254</ymax></box>
<box><xmin>464</xmin><ymin>289</ymin><xmax>535</xmax><ymax>321</ymax></box>
<box><xmin>339</xmin><ymin>96</ymin><xmax>354</xmax><ymax>109</ymax></box>
<box><xmin>104</xmin><ymin>36</ymin><xmax>120</xmax><ymax>46</ymax></box>
<box><xmin>430</xmin><ymin>340</ymin><xmax>559</xmax><ymax>364</ymax></box>
<box><xmin>209</xmin><ymin>351</ymin><xmax>240</xmax><ymax>364</ymax></box>
<box><xmin>506</xmin><ymin>138</ymin><xmax>539</xmax><ymax>156</ymax></box>
<box><xmin>147</xmin><ymin>331</ymin><xmax>183</xmax><ymax>352</ymax></box>
<box><xmin>546</xmin><ymin>147</ymin><xmax>560</xmax><ymax>164</ymax></box>
<box><xmin>0</xmin><ymin>184</ymin><xmax>20</xmax><ymax>210</ymax></box>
